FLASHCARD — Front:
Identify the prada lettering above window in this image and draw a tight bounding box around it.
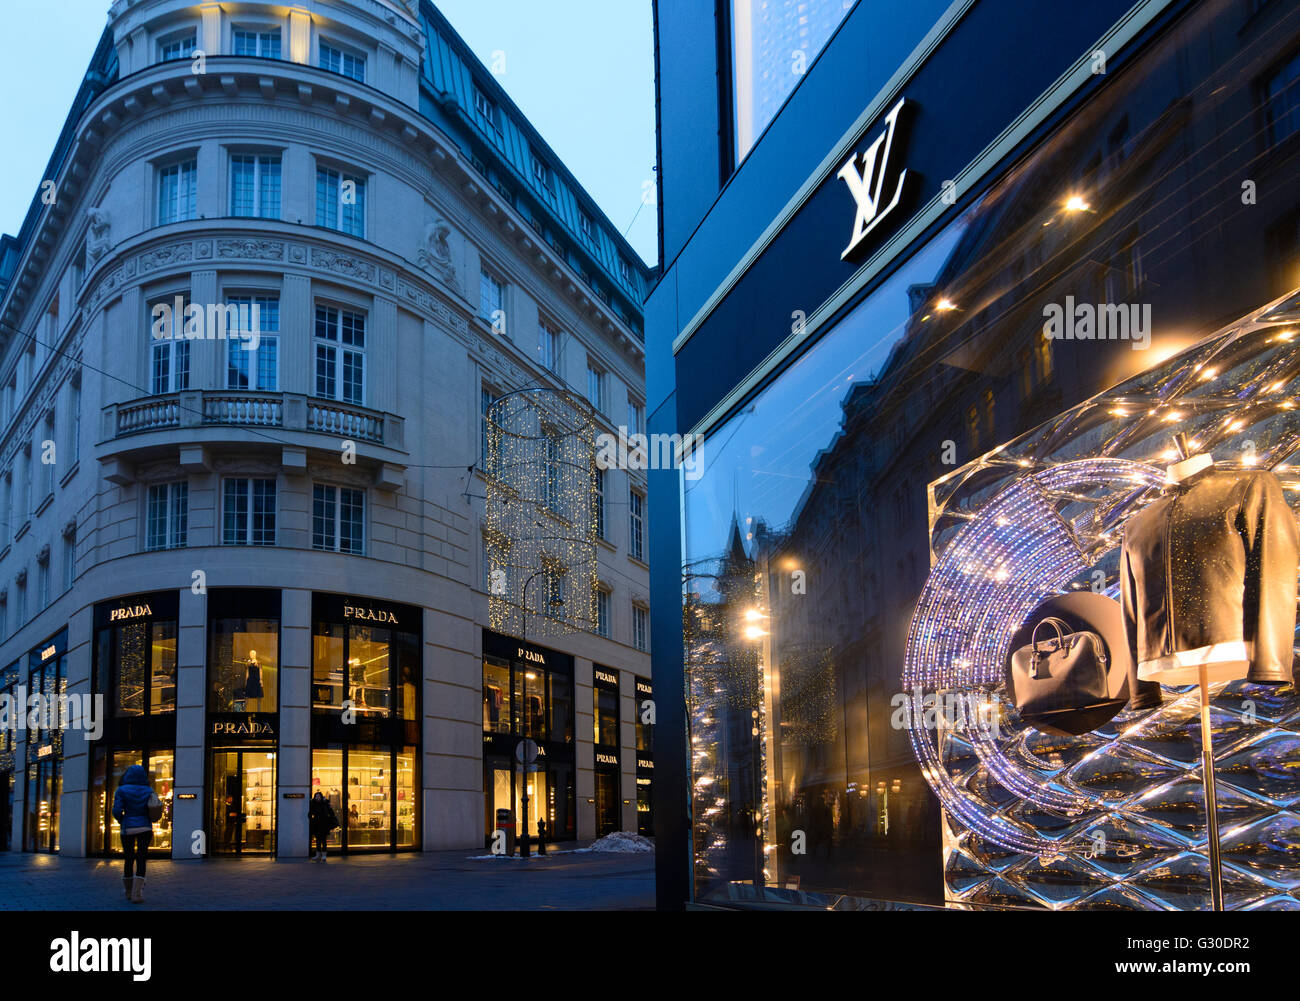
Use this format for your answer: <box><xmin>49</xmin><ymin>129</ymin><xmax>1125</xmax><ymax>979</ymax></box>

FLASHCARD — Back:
<box><xmin>836</xmin><ymin>97</ymin><xmax>912</xmax><ymax>262</ymax></box>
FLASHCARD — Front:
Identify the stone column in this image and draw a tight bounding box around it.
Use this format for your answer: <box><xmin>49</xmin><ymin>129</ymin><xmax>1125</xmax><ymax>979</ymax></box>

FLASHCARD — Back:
<box><xmin>575</xmin><ymin>658</ymin><xmax>595</xmax><ymax>840</ymax></box>
<box><xmin>422</xmin><ymin>607</ymin><xmax>482</xmax><ymax>849</ymax></box>
<box><xmin>172</xmin><ymin>586</ymin><xmax>205</xmax><ymax>859</ymax></box>
<box><xmin>277</xmin><ymin>588</ymin><xmax>311</xmax><ymax>858</ymax></box>
<box><xmin>56</xmin><ymin>605</ymin><xmax>94</xmax><ymax>856</ymax></box>
<box><xmin>619</xmin><ymin>670</ymin><xmax>637</xmax><ymax>834</ymax></box>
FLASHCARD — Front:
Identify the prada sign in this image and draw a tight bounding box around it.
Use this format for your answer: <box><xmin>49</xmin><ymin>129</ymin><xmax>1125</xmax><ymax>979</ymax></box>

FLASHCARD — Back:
<box><xmin>595</xmin><ymin>751</ymin><xmax>619</xmax><ymax>767</ymax></box>
<box><xmin>344</xmin><ymin>603</ymin><xmax>399</xmax><ymax>625</ymax></box>
<box><xmin>210</xmin><ymin>714</ymin><xmax>276</xmax><ymax>739</ymax></box>
<box><xmin>109</xmin><ymin>604</ymin><xmax>153</xmax><ymax>623</ymax></box>
<box><xmin>836</xmin><ymin>97</ymin><xmax>911</xmax><ymax>262</ymax></box>
<box><xmin>594</xmin><ymin>668</ymin><xmax>618</xmax><ymax>687</ymax></box>
<box><xmin>518</xmin><ymin>647</ymin><xmax>546</xmax><ymax>666</ymax></box>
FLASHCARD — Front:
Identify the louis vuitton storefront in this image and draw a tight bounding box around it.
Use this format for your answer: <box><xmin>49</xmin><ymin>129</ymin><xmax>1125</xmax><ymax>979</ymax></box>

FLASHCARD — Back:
<box><xmin>651</xmin><ymin>0</ymin><xmax>1300</xmax><ymax>909</ymax></box>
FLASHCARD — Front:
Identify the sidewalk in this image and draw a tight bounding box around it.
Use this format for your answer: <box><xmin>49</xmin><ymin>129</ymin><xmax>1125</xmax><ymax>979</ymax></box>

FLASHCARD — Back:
<box><xmin>0</xmin><ymin>843</ymin><xmax>655</xmax><ymax>910</ymax></box>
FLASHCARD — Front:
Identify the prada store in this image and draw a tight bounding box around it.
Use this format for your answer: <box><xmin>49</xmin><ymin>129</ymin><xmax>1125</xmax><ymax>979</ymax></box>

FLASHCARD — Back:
<box><xmin>89</xmin><ymin>591</ymin><xmax>178</xmax><ymax>857</ymax></box>
<box><xmin>208</xmin><ymin>589</ymin><xmax>280</xmax><ymax>856</ymax></box>
<box><xmin>310</xmin><ymin>593</ymin><xmax>420</xmax><ymax>852</ymax></box>
<box><xmin>482</xmin><ymin>629</ymin><xmax>576</xmax><ymax>845</ymax></box>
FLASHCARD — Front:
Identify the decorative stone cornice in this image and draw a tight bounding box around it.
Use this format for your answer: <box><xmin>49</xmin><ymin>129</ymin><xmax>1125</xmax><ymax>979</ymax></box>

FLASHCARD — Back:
<box><xmin>0</xmin><ymin>56</ymin><xmax>643</xmax><ymax>367</ymax></box>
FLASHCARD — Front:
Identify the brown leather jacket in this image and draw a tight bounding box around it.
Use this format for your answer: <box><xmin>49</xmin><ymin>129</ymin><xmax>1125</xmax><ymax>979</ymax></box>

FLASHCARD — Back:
<box><xmin>1119</xmin><ymin>467</ymin><xmax>1299</xmax><ymax>708</ymax></box>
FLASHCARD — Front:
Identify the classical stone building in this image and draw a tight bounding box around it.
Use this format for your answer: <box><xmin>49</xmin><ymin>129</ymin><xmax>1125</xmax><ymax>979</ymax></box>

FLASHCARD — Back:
<box><xmin>0</xmin><ymin>0</ymin><xmax>653</xmax><ymax>859</ymax></box>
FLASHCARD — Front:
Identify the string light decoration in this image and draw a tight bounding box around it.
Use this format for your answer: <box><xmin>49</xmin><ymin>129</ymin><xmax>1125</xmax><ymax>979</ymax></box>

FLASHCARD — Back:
<box><xmin>484</xmin><ymin>388</ymin><xmax>599</xmax><ymax>639</ymax></box>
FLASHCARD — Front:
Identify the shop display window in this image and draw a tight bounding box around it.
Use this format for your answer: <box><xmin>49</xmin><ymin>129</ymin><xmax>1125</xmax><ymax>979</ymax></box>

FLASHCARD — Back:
<box><xmin>210</xmin><ymin>616</ymin><xmax>279</xmax><ymax>713</ymax></box>
<box><xmin>311</xmin><ymin>744</ymin><xmax>418</xmax><ymax>851</ymax></box>
<box><xmin>481</xmin><ymin>650</ymin><xmax>574</xmax><ymax>744</ymax></box>
<box><xmin>594</xmin><ymin>686</ymin><xmax>618</xmax><ymax>747</ymax></box>
<box><xmin>311</xmin><ymin>600</ymin><xmax>419</xmax><ymax>720</ymax></box>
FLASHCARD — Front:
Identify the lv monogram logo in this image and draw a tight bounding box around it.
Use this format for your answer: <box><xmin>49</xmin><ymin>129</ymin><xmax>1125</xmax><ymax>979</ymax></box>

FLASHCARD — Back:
<box><xmin>836</xmin><ymin>98</ymin><xmax>910</xmax><ymax>261</ymax></box>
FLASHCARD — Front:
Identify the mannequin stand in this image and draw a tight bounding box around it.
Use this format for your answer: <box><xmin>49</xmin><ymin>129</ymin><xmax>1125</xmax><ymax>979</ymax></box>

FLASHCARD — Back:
<box><xmin>1198</xmin><ymin>665</ymin><xmax>1223</xmax><ymax>911</ymax></box>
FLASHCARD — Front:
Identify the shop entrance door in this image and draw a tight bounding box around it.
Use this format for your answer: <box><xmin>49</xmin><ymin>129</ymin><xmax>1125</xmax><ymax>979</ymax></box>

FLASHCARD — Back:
<box><xmin>211</xmin><ymin>750</ymin><xmax>277</xmax><ymax>855</ymax></box>
<box><xmin>594</xmin><ymin>771</ymin><xmax>619</xmax><ymax>837</ymax></box>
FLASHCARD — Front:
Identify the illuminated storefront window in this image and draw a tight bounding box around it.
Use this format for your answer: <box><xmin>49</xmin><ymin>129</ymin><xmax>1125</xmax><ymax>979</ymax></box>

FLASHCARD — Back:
<box><xmin>635</xmin><ymin>677</ymin><xmax>653</xmax><ymax>836</ymax></box>
<box><xmin>23</xmin><ymin>631</ymin><xmax>66</xmax><ymax>853</ymax></box>
<box><xmin>89</xmin><ymin>591</ymin><xmax>178</xmax><ymax>856</ymax></box>
<box><xmin>481</xmin><ymin>630</ymin><xmax>576</xmax><ymax>843</ymax></box>
<box><xmin>309</xmin><ymin>594</ymin><xmax>420</xmax><ymax>852</ymax></box>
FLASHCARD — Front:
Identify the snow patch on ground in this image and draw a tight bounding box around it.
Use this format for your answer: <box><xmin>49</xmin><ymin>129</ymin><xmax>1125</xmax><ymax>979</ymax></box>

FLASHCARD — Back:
<box><xmin>576</xmin><ymin>832</ymin><xmax>654</xmax><ymax>854</ymax></box>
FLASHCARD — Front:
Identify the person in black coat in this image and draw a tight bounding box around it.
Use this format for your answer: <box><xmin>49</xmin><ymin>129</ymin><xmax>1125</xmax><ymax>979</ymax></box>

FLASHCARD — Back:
<box><xmin>308</xmin><ymin>791</ymin><xmax>339</xmax><ymax>862</ymax></box>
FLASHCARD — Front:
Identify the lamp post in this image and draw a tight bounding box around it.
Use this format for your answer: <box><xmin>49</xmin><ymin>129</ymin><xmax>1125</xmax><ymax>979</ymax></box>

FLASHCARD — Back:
<box><xmin>516</xmin><ymin>569</ymin><xmax>563</xmax><ymax>859</ymax></box>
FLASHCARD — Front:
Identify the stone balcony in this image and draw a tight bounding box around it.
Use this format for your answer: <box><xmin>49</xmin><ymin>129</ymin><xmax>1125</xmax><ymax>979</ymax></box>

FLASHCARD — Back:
<box><xmin>98</xmin><ymin>390</ymin><xmax>407</xmax><ymax>489</ymax></box>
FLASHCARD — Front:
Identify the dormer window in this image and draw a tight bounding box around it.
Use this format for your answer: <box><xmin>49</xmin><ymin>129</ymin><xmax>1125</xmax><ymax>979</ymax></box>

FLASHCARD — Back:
<box><xmin>320</xmin><ymin>41</ymin><xmax>365</xmax><ymax>83</ymax></box>
<box><xmin>158</xmin><ymin>32</ymin><xmax>197</xmax><ymax>63</ymax></box>
<box><xmin>579</xmin><ymin>210</ymin><xmax>595</xmax><ymax>244</ymax></box>
<box><xmin>531</xmin><ymin>152</ymin><xmax>553</xmax><ymax>195</ymax></box>
<box><xmin>473</xmin><ymin>87</ymin><xmax>501</xmax><ymax>139</ymax></box>
<box><xmin>233</xmin><ymin>26</ymin><xmax>281</xmax><ymax>60</ymax></box>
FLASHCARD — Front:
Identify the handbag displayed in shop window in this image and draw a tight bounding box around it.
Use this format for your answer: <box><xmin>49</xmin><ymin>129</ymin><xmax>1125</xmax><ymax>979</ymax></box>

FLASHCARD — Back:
<box><xmin>1005</xmin><ymin>592</ymin><xmax>1139</xmax><ymax>736</ymax></box>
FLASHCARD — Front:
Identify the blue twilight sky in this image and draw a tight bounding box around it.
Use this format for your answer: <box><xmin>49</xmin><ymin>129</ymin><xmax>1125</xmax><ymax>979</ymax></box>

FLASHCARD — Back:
<box><xmin>0</xmin><ymin>0</ymin><xmax>659</xmax><ymax>266</ymax></box>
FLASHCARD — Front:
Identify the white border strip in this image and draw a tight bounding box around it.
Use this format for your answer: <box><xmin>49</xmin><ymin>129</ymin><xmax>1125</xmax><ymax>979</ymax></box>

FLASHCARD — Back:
<box><xmin>682</xmin><ymin>0</ymin><xmax>1173</xmax><ymax>443</ymax></box>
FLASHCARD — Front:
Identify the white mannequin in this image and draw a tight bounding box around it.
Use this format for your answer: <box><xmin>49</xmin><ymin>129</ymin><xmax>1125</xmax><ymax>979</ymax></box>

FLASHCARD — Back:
<box><xmin>1165</xmin><ymin>431</ymin><xmax>1212</xmax><ymax>485</ymax></box>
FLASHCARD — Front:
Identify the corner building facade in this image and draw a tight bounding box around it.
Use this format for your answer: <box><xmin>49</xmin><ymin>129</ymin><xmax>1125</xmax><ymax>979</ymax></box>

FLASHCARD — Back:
<box><xmin>0</xmin><ymin>0</ymin><xmax>654</xmax><ymax>859</ymax></box>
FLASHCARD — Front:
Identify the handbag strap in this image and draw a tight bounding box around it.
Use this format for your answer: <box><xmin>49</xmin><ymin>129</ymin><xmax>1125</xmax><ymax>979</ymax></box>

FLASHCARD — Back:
<box><xmin>1030</xmin><ymin>617</ymin><xmax>1071</xmax><ymax>653</ymax></box>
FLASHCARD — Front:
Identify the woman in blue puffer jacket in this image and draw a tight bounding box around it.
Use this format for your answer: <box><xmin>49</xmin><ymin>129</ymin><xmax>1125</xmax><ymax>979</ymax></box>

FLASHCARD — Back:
<box><xmin>111</xmin><ymin>765</ymin><xmax>157</xmax><ymax>904</ymax></box>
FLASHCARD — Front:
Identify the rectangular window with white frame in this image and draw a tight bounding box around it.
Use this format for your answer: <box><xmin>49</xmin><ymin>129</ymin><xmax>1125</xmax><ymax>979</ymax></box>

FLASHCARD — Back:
<box><xmin>633</xmin><ymin>604</ymin><xmax>648</xmax><ymax>652</ymax></box>
<box><xmin>223</xmin><ymin>478</ymin><xmax>277</xmax><ymax>546</ymax></box>
<box><xmin>158</xmin><ymin>159</ymin><xmax>197</xmax><ymax>224</ymax></box>
<box><xmin>627</xmin><ymin>398</ymin><xmax>644</xmax><ymax>436</ymax></box>
<box><xmin>319</xmin><ymin>41</ymin><xmax>365</xmax><ymax>82</ymax></box>
<box><xmin>587</xmin><ymin>361</ymin><xmax>605</xmax><ymax>413</ymax></box>
<box><xmin>149</xmin><ymin>297</ymin><xmax>191</xmax><ymax>394</ymax></box>
<box><xmin>314</xmin><ymin>305</ymin><xmax>366</xmax><ymax>404</ymax></box>
<box><xmin>595</xmin><ymin>586</ymin><xmax>610</xmax><ymax>638</ymax></box>
<box><xmin>225</xmin><ymin>295</ymin><xmax>280</xmax><ymax>391</ymax></box>
<box><xmin>63</xmin><ymin>529</ymin><xmax>75</xmax><ymax>591</ymax></box>
<box><xmin>66</xmin><ymin>382</ymin><xmax>80</xmax><ymax>465</ymax></box>
<box><xmin>312</xmin><ymin>483</ymin><xmax>365</xmax><ymax>554</ymax></box>
<box><xmin>629</xmin><ymin>487</ymin><xmax>644</xmax><ymax>562</ymax></box>
<box><xmin>479</xmin><ymin>268</ymin><xmax>504</xmax><ymax>324</ymax></box>
<box><xmin>481</xmin><ymin>384</ymin><xmax>499</xmax><ymax>476</ymax></box>
<box><xmin>158</xmin><ymin>32</ymin><xmax>197</xmax><ymax>62</ymax></box>
<box><xmin>233</xmin><ymin>26</ymin><xmax>281</xmax><ymax>59</ymax></box>
<box><xmin>230</xmin><ymin>154</ymin><xmax>281</xmax><ymax>218</ymax></box>
<box><xmin>538</xmin><ymin>318</ymin><xmax>559</xmax><ymax>373</ymax></box>
<box><xmin>146</xmin><ymin>482</ymin><xmax>189</xmax><ymax>551</ymax></box>
<box><xmin>40</xmin><ymin>414</ymin><xmax>54</xmax><ymax>501</ymax></box>
<box><xmin>315</xmin><ymin>166</ymin><xmax>366</xmax><ymax>237</ymax></box>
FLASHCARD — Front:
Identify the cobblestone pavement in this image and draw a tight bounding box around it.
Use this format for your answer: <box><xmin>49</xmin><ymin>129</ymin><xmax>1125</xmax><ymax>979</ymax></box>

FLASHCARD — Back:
<box><xmin>0</xmin><ymin>844</ymin><xmax>655</xmax><ymax>910</ymax></box>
